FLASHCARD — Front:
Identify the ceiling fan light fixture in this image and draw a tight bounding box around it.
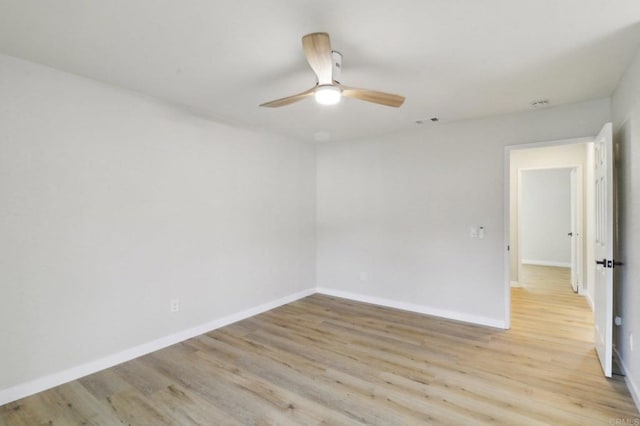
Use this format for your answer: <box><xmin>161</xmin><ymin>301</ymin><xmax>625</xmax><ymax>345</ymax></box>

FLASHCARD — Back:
<box><xmin>259</xmin><ymin>33</ymin><xmax>404</xmax><ymax>108</ymax></box>
<box><xmin>314</xmin><ymin>85</ymin><xmax>342</xmax><ymax>105</ymax></box>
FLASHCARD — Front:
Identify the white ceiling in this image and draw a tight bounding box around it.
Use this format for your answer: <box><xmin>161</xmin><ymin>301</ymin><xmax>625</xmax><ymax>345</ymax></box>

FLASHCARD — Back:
<box><xmin>1</xmin><ymin>0</ymin><xmax>639</xmax><ymax>142</ymax></box>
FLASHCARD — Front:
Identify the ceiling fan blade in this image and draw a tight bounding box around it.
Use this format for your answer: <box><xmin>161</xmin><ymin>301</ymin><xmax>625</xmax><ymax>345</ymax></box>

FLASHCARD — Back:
<box><xmin>302</xmin><ymin>32</ymin><xmax>333</xmax><ymax>85</ymax></box>
<box><xmin>259</xmin><ymin>87</ymin><xmax>315</xmax><ymax>108</ymax></box>
<box><xmin>338</xmin><ymin>84</ymin><xmax>405</xmax><ymax>107</ymax></box>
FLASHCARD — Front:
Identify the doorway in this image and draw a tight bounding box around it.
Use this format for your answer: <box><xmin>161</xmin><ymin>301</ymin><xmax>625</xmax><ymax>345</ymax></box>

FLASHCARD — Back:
<box><xmin>504</xmin><ymin>123</ymin><xmax>615</xmax><ymax>378</ymax></box>
<box><xmin>518</xmin><ymin>166</ymin><xmax>581</xmax><ymax>292</ymax></box>
<box><xmin>503</xmin><ymin>137</ymin><xmax>595</xmax><ymax>328</ymax></box>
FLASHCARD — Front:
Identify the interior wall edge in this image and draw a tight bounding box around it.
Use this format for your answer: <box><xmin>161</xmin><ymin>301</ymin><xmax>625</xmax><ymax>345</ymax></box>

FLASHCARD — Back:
<box><xmin>614</xmin><ymin>346</ymin><xmax>640</xmax><ymax>414</ymax></box>
<box><xmin>316</xmin><ymin>287</ymin><xmax>507</xmax><ymax>330</ymax></box>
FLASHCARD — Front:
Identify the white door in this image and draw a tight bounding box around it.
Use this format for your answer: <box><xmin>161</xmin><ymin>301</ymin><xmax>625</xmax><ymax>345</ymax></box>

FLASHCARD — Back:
<box><xmin>594</xmin><ymin>122</ymin><xmax>614</xmax><ymax>378</ymax></box>
<box><xmin>570</xmin><ymin>169</ymin><xmax>578</xmax><ymax>292</ymax></box>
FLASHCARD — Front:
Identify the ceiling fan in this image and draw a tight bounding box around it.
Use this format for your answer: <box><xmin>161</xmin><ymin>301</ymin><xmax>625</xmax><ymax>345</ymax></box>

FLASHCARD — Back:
<box><xmin>260</xmin><ymin>32</ymin><xmax>405</xmax><ymax>108</ymax></box>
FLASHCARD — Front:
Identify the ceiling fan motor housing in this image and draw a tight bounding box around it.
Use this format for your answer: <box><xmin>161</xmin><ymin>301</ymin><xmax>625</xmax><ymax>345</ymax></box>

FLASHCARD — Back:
<box><xmin>332</xmin><ymin>51</ymin><xmax>342</xmax><ymax>83</ymax></box>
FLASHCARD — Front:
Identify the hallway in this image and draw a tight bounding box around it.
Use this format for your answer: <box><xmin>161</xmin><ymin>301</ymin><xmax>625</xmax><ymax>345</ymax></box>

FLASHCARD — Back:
<box><xmin>512</xmin><ymin>265</ymin><xmax>593</xmax><ymax>343</ymax></box>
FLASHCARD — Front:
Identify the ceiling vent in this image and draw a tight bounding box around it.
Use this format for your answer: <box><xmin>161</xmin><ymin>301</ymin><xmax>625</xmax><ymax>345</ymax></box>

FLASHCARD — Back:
<box><xmin>531</xmin><ymin>100</ymin><xmax>549</xmax><ymax>108</ymax></box>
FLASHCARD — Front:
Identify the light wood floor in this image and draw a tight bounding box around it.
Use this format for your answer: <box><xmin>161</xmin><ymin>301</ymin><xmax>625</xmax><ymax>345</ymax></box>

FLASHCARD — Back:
<box><xmin>2</xmin><ymin>265</ymin><xmax>638</xmax><ymax>425</ymax></box>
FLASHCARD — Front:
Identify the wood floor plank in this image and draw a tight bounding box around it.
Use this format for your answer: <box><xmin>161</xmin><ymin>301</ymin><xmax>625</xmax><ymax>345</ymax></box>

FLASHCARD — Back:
<box><xmin>149</xmin><ymin>382</ymin><xmax>243</xmax><ymax>426</ymax></box>
<box><xmin>104</xmin><ymin>388</ymin><xmax>175</xmax><ymax>425</ymax></box>
<box><xmin>1</xmin><ymin>265</ymin><xmax>638</xmax><ymax>424</ymax></box>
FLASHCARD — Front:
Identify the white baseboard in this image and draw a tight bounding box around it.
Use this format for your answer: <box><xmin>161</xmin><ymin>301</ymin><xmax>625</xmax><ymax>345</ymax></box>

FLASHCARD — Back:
<box><xmin>521</xmin><ymin>259</ymin><xmax>571</xmax><ymax>268</ymax></box>
<box><xmin>0</xmin><ymin>287</ymin><xmax>316</xmax><ymax>406</ymax></box>
<box><xmin>316</xmin><ymin>287</ymin><xmax>507</xmax><ymax>330</ymax></box>
<box><xmin>584</xmin><ymin>292</ymin><xmax>594</xmax><ymax>312</ymax></box>
<box><xmin>510</xmin><ymin>280</ymin><xmax>521</xmax><ymax>287</ymax></box>
<box><xmin>613</xmin><ymin>346</ymin><xmax>640</xmax><ymax>414</ymax></box>
<box><xmin>0</xmin><ymin>285</ymin><xmax>520</xmax><ymax>406</ymax></box>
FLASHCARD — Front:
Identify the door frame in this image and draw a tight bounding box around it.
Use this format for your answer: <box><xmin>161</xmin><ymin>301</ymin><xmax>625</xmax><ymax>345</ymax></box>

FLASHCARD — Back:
<box><xmin>570</xmin><ymin>168</ymin><xmax>580</xmax><ymax>293</ymax></box>
<box><xmin>515</xmin><ymin>165</ymin><xmax>583</xmax><ymax>292</ymax></box>
<box><xmin>503</xmin><ymin>136</ymin><xmax>594</xmax><ymax>329</ymax></box>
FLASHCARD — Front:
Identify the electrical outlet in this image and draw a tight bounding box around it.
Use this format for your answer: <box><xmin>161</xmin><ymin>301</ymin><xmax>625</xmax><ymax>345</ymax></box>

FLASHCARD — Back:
<box><xmin>170</xmin><ymin>298</ymin><xmax>179</xmax><ymax>313</ymax></box>
<box><xmin>359</xmin><ymin>272</ymin><xmax>368</xmax><ymax>281</ymax></box>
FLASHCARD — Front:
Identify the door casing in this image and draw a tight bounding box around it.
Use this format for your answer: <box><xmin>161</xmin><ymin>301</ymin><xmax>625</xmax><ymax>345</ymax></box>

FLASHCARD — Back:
<box><xmin>503</xmin><ymin>136</ymin><xmax>594</xmax><ymax>329</ymax></box>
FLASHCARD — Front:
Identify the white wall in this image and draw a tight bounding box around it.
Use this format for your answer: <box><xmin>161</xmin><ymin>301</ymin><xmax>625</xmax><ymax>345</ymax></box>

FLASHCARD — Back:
<box><xmin>520</xmin><ymin>169</ymin><xmax>571</xmax><ymax>266</ymax></box>
<box><xmin>612</xmin><ymin>45</ymin><xmax>640</xmax><ymax>407</ymax></box>
<box><xmin>0</xmin><ymin>55</ymin><xmax>316</xmax><ymax>395</ymax></box>
<box><xmin>316</xmin><ymin>98</ymin><xmax>610</xmax><ymax>328</ymax></box>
